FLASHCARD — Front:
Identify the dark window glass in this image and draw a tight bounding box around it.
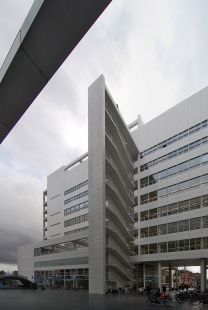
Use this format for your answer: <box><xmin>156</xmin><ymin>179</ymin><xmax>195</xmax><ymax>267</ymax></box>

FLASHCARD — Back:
<box><xmin>168</xmin><ymin>222</ymin><xmax>177</xmax><ymax>233</ymax></box>
<box><xmin>158</xmin><ymin>169</ymin><xmax>167</xmax><ymax>180</ymax></box>
<box><xmin>183</xmin><ymin>130</ymin><xmax>188</xmax><ymax>137</ymax></box>
<box><xmin>140</xmin><ymin>177</ymin><xmax>148</xmax><ymax>187</ymax></box>
<box><xmin>148</xmin><ymin>161</ymin><xmax>153</xmax><ymax>168</ymax></box>
<box><xmin>158</xmin><ymin>187</ymin><xmax>167</xmax><ymax>197</ymax></box>
<box><xmin>168</xmin><ymin>241</ymin><xmax>178</xmax><ymax>252</ymax></box>
<box><xmin>172</xmin><ymin>150</ymin><xmax>177</xmax><ymax>158</ymax></box>
<box><xmin>189</xmin><ymin>156</ymin><xmax>201</xmax><ymax>168</ymax></box>
<box><xmin>202</xmin><ymin>174</ymin><xmax>208</xmax><ymax>183</ymax></box>
<box><xmin>202</xmin><ymin>153</ymin><xmax>208</xmax><ymax>163</ymax></box>
<box><xmin>168</xmin><ymin>165</ymin><xmax>177</xmax><ymax>176</ymax></box>
<box><xmin>178</xmin><ymin>161</ymin><xmax>189</xmax><ymax>172</ymax></box>
<box><xmin>178</xmin><ymin>219</ymin><xmax>189</xmax><ymax>232</ymax></box>
<box><xmin>149</xmin><ymin>174</ymin><xmax>157</xmax><ymax>184</ymax></box>
<box><xmin>168</xmin><ymin>184</ymin><xmax>178</xmax><ymax>193</ymax></box>
<box><xmin>189</xmin><ymin>176</ymin><xmax>201</xmax><ymax>187</ymax></box>
<box><xmin>178</xmin><ymin>200</ymin><xmax>189</xmax><ymax>213</ymax></box>
<box><xmin>178</xmin><ymin>180</ymin><xmax>189</xmax><ymax>190</ymax></box>
<box><xmin>140</xmin><ymin>194</ymin><xmax>148</xmax><ymax>204</ymax></box>
<box><xmin>149</xmin><ymin>191</ymin><xmax>157</xmax><ymax>202</ymax></box>
<box><xmin>183</xmin><ymin>145</ymin><xmax>188</xmax><ymax>153</ymax></box>
<box><xmin>190</xmin><ymin>217</ymin><xmax>201</xmax><ymax>230</ymax></box>
<box><xmin>190</xmin><ymin>197</ymin><xmax>201</xmax><ymax>210</ymax></box>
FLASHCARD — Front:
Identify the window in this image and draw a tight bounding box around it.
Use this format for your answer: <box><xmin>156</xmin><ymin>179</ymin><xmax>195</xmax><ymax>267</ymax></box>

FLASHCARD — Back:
<box><xmin>140</xmin><ymin>194</ymin><xmax>148</xmax><ymax>205</ymax></box>
<box><xmin>140</xmin><ymin>210</ymin><xmax>148</xmax><ymax>221</ymax></box>
<box><xmin>203</xmin><ymin>216</ymin><xmax>208</xmax><ymax>228</ymax></box>
<box><xmin>140</xmin><ymin>177</ymin><xmax>148</xmax><ymax>188</ymax></box>
<box><xmin>159</xmin><ymin>224</ymin><xmax>167</xmax><ymax>235</ymax></box>
<box><xmin>190</xmin><ymin>156</ymin><xmax>201</xmax><ymax>168</ymax></box>
<box><xmin>168</xmin><ymin>165</ymin><xmax>177</xmax><ymax>176</ymax></box>
<box><xmin>190</xmin><ymin>217</ymin><xmax>201</xmax><ymax>230</ymax></box>
<box><xmin>149</xmin><ymin>208</ymin><xmax>157</xmax><ymax>219</ymax></box>
<box><xmin>178</xmin><ymin>180</ymin><xmax>189</xmax><ymax>191</ymax></box>
<box><xmin>158</xmin><ymin>205</ymin><xmax>167</xmax><ymax>217</ymax></box>
<box><xmin>202</xmin><ymin>120</ymin><xmax>208</xmax><ymax>128</ymax></box>
<box><xmin>158</xmin><ymin>187</ymin><xmax>167</xmax><ymax>198</ymax></box>
<box><xmin>178</xmin><ymin>219</ymin><xmax>189</xmax><ymax>232</ymax></box>
<box><xmin>190</xmin><ymin>238</ymin><xmax>201</xmax><ymax>250</ymax></box>
<box><xmin>190</xmin><ymin>197</ymin><xmax>201</xmax><ymax>211</ymax></box>
<box><xmin>168</xmin><ymin>184</ymin><xmax>178</xmax><ymax>194</ymax></box>
<box><xmin>149</xmin><ymin>174</ymin><xmax>157</xmax><ymax>185</ymax></box>
<box><xmin>168</xmin><ymin>203</ymin><xmax>178</xmax><ymax>215</ymax></box>
<box><xmin>149</xmin><ymin>243</ymin><xmax>157</xmax><ymax>254</ymax></box>
<box><xmin>203</xmin><ymin>195</ymin><xmax>208</xmax><ymax>207</ymax></box>
<box><xmin>178</xmin><ymin>161</ymin><xmax>189</xmax><ymax>172</ymax></box>
<box><xmin>202</xmin><ymin>174</ymin><xmax>208</xmax><ymax>183</ymax></box>
<box><xmin>159</xmin><ymin>242</ymin><xmax>167</xmax><ymax>253</ymax></box>
<box><xmin>149</xmin><ymin>191</ymin><xmax>157</xmax><ymax>202</ymax></box>
<box><xmin>178</xmin><ymin>200</ymin><xmax>189</xmax><ymax>213</ymax></box>
<box><xmin>158</xmin><ymin>170</ymin><xmax>167</xmax><ymax>180</ymax></box>
<box><xmin>202</xmin><ymin>153</ymin><xmax>208</xmax><ymax>164</ymax></box>
<box><xmin>141</xmin><ymin>228</ymin><xmax>148</xmax><ymax>238</ymax></box>
<box><xmin>149</xmin><ymin>226</ymin><xmax>157</xmax><ymax>237</ymax></box>
<box><xmin>141</xmin><ymin>244</ymin><xmax>148</xmax><ymax>254</ymax></box>
<box><xmin>179</xmin><ymin>239</ymin><xmax>189</xmax><ymax>251</ymax></box>
<box><xmin>168</xmin><ymin>241</ymin><xmax>178</xmax><ymax>252</ymax></box>
<box><xmin>189</xmin><ymin>176</ymin><xmax>201</xmax><ymax>187</ymax></box>
<box><xmin>168</xmin><ymin>222</ymin><xmax>177</xmax><ymax>234</ymax></box>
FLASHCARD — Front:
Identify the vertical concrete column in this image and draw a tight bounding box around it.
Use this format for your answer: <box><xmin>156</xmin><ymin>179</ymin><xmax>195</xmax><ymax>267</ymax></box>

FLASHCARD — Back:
<box><xmin>88</xmin><ymin>75</ymin><xmax>106</xmax><ymax>294</ymax></box>
<box><xmin>201</xmin><ymin>258</ymin><xmax>206</xmax><ymax>291</ymax></box>
<box><xmin>143</xmin><ymin>263</ymin><xmax>146</xmax><ymax>287</ymax></box>
<box><xmin>169</xmin><ymin>266</ymin><xmax>172</xmax><ymax>291</ymax></box>
<box><xmin>176</xmin><ymin>268</ymin><xmax>178</xmax><ymax>289</ymax></box>
<box><xmin>158</xmin><ymin>261</ymin><xmax>162</xmax><ymax>291</ymax></box>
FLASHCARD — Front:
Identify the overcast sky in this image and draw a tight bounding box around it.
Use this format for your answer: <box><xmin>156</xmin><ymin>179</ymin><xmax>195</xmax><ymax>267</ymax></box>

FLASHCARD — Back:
<box><xmin>1</xmin><ymin>0</ymin><xmax>208</xmax><ymax>273</ymax></box>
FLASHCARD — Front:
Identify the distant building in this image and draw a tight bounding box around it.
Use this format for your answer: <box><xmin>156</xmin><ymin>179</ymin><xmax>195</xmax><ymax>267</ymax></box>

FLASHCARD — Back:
<box><xmin>18</xmin><ymin>75</ymin><xmax>208</xmax><ymax>293</ymax></box>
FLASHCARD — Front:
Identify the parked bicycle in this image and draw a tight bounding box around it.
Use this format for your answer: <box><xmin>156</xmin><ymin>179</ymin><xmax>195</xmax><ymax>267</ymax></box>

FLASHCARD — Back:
<box><xmin>146</xmin><ymin>292</ymin><xmax>172</xmax><ymax>307</ymax></box>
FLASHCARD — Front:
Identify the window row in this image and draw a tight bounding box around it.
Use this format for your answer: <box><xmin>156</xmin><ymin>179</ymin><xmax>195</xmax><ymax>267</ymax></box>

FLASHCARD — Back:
<box><xmin>140</xmin><ymin>195</ymin><xmax>208</xmax><ymax>221</ymax></box>
<box><xmin>64</xmin><ymin>180</ymin><xmax>88</xmax><ymax>196</ymax></box>
<box><xmin>64</xmin><ymin>214</ymin><xmax>88</xmax><ymax>228</ymax></box>
<box><xmin>64</xmin><ymin>201</ymin><xmax>88</xmax><ymax>216</ymax></box>
<box><xmin>140</xmin><ymin>136</ymin><xmax>208</xmax><ymax>172</ymax></box>
<box><xmin>64</xmin><ymin>226</ymin><xmax>88</xmax><ymax>235</ymax></box>
<box><xmin>141</xmin><ymin>237</ymin><xmax>208</xmax><ymax>254</ymax></box>
<box><xmin>34</xmin><ymin>268</ymin><xmax>89</xmax><ymax>278</ymax></box>
<box><xmin>141</xmin><ymin>215</ymin><xmax>208</xmax><ymax>238</ymax></box>
<box><xmin>140</xmin><ymin>119</ymin><xmax>208</xmax><ymax>159</ymax></box>
<box><xmin>34</xmin><ymin>256</ymin><xmax>89</xmax><ymax>268</ymax></box>
<box><xmin>140</xmin><ymin>153</ymin><xmax>208</xmax><ymax>188</ymax></box>
<box><xmin>64</xmin><ymin>190</ymin><xmax>88</xmax><ymax>205</ymax></box>
<box><xmin>140</xmin><ymin>174</ymin><xmax>208</xmax><ymax>204</ymax></box>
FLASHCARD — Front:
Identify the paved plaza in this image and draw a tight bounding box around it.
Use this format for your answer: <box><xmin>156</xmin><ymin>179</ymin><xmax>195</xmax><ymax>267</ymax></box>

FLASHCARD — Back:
<box><xmin>0</xmin><ymin>290</ymin><xmax>207</xmax><ymax>310</ymax></box>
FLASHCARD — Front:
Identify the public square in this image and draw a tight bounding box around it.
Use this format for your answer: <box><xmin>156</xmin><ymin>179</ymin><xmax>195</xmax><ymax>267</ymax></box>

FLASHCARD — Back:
<box><xmin>0</xmin><ymin>289</ymin><xmax>206</xmax><ymax>310</ymax></box>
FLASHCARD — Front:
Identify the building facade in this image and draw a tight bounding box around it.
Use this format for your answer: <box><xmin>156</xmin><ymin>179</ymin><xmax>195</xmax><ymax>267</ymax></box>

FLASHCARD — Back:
<box><xmin>18</xmin><ymin>75</ymin><xmax>208</xmax><ymax>293</ymax></box>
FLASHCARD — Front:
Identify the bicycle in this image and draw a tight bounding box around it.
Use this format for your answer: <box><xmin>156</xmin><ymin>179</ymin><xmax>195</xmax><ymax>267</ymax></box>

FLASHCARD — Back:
<box><xmin>146</xmin><ymin>292</ymin><xmax>172</xmax><ymax>307</ymax></box>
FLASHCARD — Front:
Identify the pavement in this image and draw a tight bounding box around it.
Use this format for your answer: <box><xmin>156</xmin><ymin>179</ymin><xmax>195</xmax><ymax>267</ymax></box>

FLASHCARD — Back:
<box><xmin>0</xmin><ymin>289</ymin><xmax>206</xmax><ymax>310</ymax></box>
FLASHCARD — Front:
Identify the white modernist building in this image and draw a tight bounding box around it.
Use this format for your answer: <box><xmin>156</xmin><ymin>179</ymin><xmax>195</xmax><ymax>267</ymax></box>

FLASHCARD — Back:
<box><xmin>18</xmin><ymin>75</ymin><xmax>208</xmax><ymax>293</ymax></box>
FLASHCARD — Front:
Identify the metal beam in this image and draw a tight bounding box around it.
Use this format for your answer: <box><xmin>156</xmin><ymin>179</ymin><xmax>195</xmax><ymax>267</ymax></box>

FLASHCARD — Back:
<box><xmin>0</xmin><ymin>0</ymin><xmax>112</xmax><ymax>143</ymax></box>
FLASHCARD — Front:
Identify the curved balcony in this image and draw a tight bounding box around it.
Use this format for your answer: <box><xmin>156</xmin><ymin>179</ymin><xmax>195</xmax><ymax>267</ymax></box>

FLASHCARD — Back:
<box><xmin>105</xmin><ymin>110</ymin><xmax>134</xmax><ymax>170</ymax></box>
<box><xmin>106</xmin><ymin>179</ymin><xmax>133</xmax><ymax>223</ymax></box>
<box><xmin>106</xmin><ymin>203</ymin><xmax>134</xmax><ymax>240</ymax></box>
<box><xmin>106</xmin><ymin>225</ymin><xmax>135</xmax><ymax>256</ymax></box>
<box><xmin>105</xmin><ymin>156</ymin><xmax>135</xmax><ymax>205</ymax></box>
<box><xmin>105</xmin><ymin>131</ymin><xmax>135</xmax><ymax>188</ymax></box>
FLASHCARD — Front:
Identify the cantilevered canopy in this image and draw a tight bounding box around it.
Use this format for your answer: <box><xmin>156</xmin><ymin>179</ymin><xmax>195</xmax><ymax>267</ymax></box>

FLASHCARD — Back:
<box><xmin>0</xmin><ymin>0</ymin><xmax>112</xmax><ymax>144</ymax></box>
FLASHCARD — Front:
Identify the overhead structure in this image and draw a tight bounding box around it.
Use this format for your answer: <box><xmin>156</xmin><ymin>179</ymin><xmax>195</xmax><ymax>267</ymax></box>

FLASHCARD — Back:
<box><xmin>0</xmin><ymin>0</ymin><xmax>112</xmax><ymax>144</ymax></box>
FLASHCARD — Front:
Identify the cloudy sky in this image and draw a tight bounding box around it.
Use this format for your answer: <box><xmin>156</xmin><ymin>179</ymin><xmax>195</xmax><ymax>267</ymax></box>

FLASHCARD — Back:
<box><xmin>1</xmin><ymin>0</ymin><xmax>208</xmax><ymax>273</ymax></box>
